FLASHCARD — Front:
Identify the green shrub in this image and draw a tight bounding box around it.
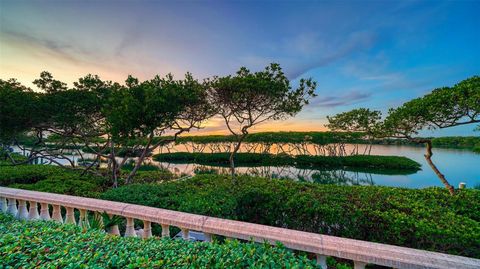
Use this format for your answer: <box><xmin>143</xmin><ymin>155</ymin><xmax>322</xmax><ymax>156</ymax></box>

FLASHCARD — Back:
<box><xmin>0</xmin><ymin>165</ymin><xmax>108</xmax><ymax>197</ymax></box>
<box><xmin>101</xmin><ymin>175</ymin><xmax>480</xmax><ymax>258</ymax></box>
<box><xmin>0</xmin><ymin>165</ymin><xmax>63</xmax><ymax>186</ymax></box>
<box><xmin>0</xmin><ymin>213</ymin><xmax>317</xmax><ymax>268</ymax></box>
<box><xmin>153</xmin><ymin>152</ymin><xmax>421</xmax><ymax>174</ymax></box>
<box><xmin>10</xmin><ymin>174</ymin><xmax>103</xmax><ymax>198</ymax></box>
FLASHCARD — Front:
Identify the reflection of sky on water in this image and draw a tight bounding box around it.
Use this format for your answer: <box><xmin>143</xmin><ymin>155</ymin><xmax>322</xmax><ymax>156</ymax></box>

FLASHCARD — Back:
<box><xmin>13</xmin><ymin>144</ymin><xmax>480</xmax><ymax>189</ymax></box>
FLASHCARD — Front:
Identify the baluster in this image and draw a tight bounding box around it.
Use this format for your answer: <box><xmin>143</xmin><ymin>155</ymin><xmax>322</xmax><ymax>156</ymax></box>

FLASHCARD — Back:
<box><xmin>125</xmin><ymin>217</ymin><xmax>136</xmax><ymax>237</ymax></box>
<box><xmin>204</xmin><ymin>233</ymin><xmax>212</xmax><ymax>242</ymax></box>
<box><xmin>181</xmin><ymin>228</ymin><xmax>189</xmax><ymax>240</ymax></box>
<box><xmin>78</xmin><ymin>209</ymin><xmax>89</xmax><ymax>228</ymax></box>
<box><xmin>107</xmin><ymin>214</ymin><xmax>120</xmax><ymax>235</ymax></box>
<box><xmin>161</xmin><ymin>224</ymin><xmax>170</xmax><ymax>238</ymax></box>
<box><xmin>316</xmin><ymin>254</ymin><xmax>327</xmax><ymax>269</ymax></box>
<box><xmin>52</xmin><ymin>205</ymin><xmax>63</xmax><ymax>223</ymax></box>
<box><xmin>65</xmin><ymin>207</ymin><xmax>76</xmax><ymax>224</ymax></box>
<box><xmin>0</xmin><ymin>197</ymin><xmax>7</xmax><ymax>212</ymax></box>
<box><xmin>27</xmin><ymin>201</ymin><xmax>40</xmax><ymax>220</ymax></box>
<box><xmin>7</xmin><ymin>198</ymin><xmax>17</xmax><ymax>216</ymax></box>
<box><xmin>16</xmin><ymin>200</ymin><xmax>28</xmax><ymax>220</ymax></box>
<box><xmin>143</xmin><ymin>220</ymin><xmax>152</xmax><ymax>238</ymax></box>
<box><xmin>40</xmin><ymin>203</ymin><xmax>51</xmax><ymax>220</ymax></box>
<box><xmin>354</xmin><ymin>261</ymin><xmax>367</xmax><ymax>269</ymax></box>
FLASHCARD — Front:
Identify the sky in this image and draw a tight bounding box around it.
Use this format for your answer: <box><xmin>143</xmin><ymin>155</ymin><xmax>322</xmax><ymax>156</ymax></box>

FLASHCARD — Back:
<box><xmin>0</xmin><ymin>0</ymin><xmax>479</xmax><ymax>136</ymax></box>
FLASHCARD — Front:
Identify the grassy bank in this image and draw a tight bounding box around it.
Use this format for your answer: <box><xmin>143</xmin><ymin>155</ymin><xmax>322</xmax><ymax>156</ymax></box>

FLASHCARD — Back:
<box><xmin>101</xmin><ymin>175</ymin><xmax>480</xmax><ymax>258</ymax></box>
<box><xmin>0</xmin><ymin>214</ymin><xmax>317</xmax><ymax>268</ymax></box>
<box><xmin>153</xmin><ymin>152</ymin><xmax>422</xmax><ymax>174</ymax></box>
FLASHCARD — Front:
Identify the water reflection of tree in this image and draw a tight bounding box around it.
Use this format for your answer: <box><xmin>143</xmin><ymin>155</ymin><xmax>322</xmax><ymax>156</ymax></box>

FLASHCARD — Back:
<box><xmin>310</xmin><ymin>170</ymin><xmax>374</xmax><ymax>186</ymax></box>
<box><xmin>186</xmin><ymin>164</ymin><xmax>374</xmax><ymax>186</ymax></box>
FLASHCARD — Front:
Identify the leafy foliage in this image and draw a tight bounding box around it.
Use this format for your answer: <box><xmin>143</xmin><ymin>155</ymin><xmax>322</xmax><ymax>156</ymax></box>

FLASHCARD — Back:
<box><xmin>153</xmin><ymin>152</ymin><xmax>421</xmax><ymax>173</ymax></box>
<box><xmin>0</xmin><ymin>213</ymin><xmax>317</xmax><ymax>268</ymax></box>
<box><xmin>207</xmin><ymin>63</ymin><xmax>317</xmax><ymax>175</ymax></box>
<box><xmin>101</xmin><ymin>175</ymin><xmax>480</xmax><ymax>258</ymax></box>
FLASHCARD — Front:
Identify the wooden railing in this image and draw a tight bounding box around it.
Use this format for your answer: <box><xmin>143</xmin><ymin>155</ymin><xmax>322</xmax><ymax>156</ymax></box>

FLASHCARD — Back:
<box><xmin>0</xmin><ymin>186</ymin><xmax>478</xmax><ymax>269</ymax></box>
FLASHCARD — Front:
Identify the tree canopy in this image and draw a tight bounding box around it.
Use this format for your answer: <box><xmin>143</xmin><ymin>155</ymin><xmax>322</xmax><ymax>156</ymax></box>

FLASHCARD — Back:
<box><xmin>207</xmin><ymin>63</ymin><xmax>317</xmax><ymax>176</ymax></box>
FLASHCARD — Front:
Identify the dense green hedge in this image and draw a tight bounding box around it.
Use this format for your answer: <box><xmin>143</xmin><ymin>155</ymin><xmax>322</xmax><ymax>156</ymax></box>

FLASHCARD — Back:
<box><xmin>101</xmin><ymin>175</ymin><xmax>480</xmax><ymax>258</ymax></box>
<box><xmin>0</xmin><ymin>214</ymin><xmax>318</xmax><ymax>268</ymax></box>
<box><xmin>0</xmin><ymin>165</ymin><xmax>176</xmax><ymax>197</ymax></box>
<box><xmin>153</xmin><ymin>152</ymin><xmax>421</xmax><ymax>174</ymax></box>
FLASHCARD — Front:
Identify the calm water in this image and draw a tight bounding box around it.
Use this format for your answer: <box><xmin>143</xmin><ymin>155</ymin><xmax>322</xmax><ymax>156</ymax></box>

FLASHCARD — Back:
<box><xmin>152</xmin><ymin>144</ymin><xmax>480</xmax><ymax>189</ymax></box>
<box><xmin>13</xmin><ymin>144</ymin><xmax>480</xmax><ymax>189</ymax></box>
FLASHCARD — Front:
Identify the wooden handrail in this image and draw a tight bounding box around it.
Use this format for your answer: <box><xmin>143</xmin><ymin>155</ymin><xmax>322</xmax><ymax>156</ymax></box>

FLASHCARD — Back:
<box><xmin>0</xmin><ymin>186</ymin><xmax>478</xmax><ymax>269</ymax></box>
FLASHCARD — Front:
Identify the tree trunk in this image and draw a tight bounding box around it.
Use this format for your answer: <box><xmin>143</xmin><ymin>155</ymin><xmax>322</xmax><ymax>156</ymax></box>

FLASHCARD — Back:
<box><xmin>126</xmin><ymin>134</ymin><xmax>153</xmax><ymax>184</ymax></box>
<box><xmin>423</xmin><ymin>140</ymin><xmax>455</xmax><ymax>196</ymax></box>
<box><xmin>110</xmin><ymin>140</ymin><xmax>118</xmax><ymax>188</ymax></box>
<box><xmin>229</xmin><ymin>133</ymin><xmax>247</xmax><ymax>179</ymax></box>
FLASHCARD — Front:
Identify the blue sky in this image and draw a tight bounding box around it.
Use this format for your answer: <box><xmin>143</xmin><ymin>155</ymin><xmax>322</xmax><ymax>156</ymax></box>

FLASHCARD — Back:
<box><xmin>0</xmin><ymin>0</ymin><xmax>479</xmax><ymax>135</ymax></box>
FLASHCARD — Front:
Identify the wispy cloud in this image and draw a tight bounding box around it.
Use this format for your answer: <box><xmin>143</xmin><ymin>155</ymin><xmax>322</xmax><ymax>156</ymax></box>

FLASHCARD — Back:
<box><xmin>311</xmin><ymin>91</ymin><xmax>372</xmax><ymax>108</ymax></box>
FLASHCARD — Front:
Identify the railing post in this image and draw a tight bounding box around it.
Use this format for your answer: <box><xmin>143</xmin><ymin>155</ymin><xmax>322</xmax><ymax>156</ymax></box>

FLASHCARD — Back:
<box><xmin>354</xmin><ymin>261</ymin><xmax>367</xmax><ymax>269</ymax></box>
<box><xmin>52</xmin><ymin>205</ymin><xmax>63</xmax><ymax>223</ymax></box>
<box><xmin>161</xmin><ymin>224</ymin><xmax>170</xmax><ymax>238</ymax></box>
<box><xmin>78</xmin><ymin>209</ymin><xmax>89</xmax><ymax>228</ymax></box>
<box><xmin>65</xmin><ymin>207</ymin><xmax>76</xmax><ymax>225</ymax></box>
<box><xmin>27</xmin><ymin>201</ymin><xmax>40</xmax><ymax>220</ymax></box>
<box><xmin>16</xmin><ymin>200</ymin><xmax>28</xmax><ymax>220</ymax></box>
<box><xmin>40</xmin><ymin>203</ymin><xmax>51</xmax><ymax>220</ymax></box>
<box><xmin>181</xmin><ymin>228</ymin><xmax>189</xmax><ymax>240</ymax></box>
<box><xmin>0</xmin><ymin>197</ymin><xmax>7</xmax><ymax>212</ymax></box>
<box><xmin>316</xmin><ymin>254</ymin><xmax>327</xmax><ymax>269</ymax></box>
<box><xmin>125</xmin><ymin>217</ymin><xmax>136</xmax><ymax>237</ymax></box>
<box><xmin>7</xmin><ymin>198</ymin><xmax>17</xmax><ymax>216</ymax></box>
<box><xmin>143</xmin><ymin>220</ymin><xmax>152</xmax><ymax>238</ymax></box>
<box><xmin>204</xmin><ymin>233</ymin><xmax>212</xmax><ymax>242</ymax></box>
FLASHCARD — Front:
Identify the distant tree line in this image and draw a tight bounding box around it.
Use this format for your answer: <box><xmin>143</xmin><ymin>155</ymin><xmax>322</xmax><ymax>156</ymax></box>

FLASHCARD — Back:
<box><xmin>0</xmin><ymin>64</ymin><xmax>316</xmax><ymax>186</ymax></box>
<box><xmin>326</xmin><ymin>76</ymin><xmax>480</xmax><ymax>195</ymax></box>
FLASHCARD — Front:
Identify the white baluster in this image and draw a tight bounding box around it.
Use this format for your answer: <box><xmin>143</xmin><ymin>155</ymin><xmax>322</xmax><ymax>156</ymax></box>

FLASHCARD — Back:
<box><xmin>52</xmin><ymin>205</ymin><xmax>63</xmax><ymax>223</ymax></box>
<box><xmin>181</xmin><ymin>228</ymin><xmax>189</xmax><ymax>240</ymax></box>
<box><xmin>354</xmin><ymin>261</ymin><xmax>367</xmax><ymax>269</ymax></box>
<box><xmin>143</xmin><ymin>220</ymin><xmax>152</xmax><ymax>238</ymax></box>
<box><xmin>0</xmin><ymin>197</ymin><xmax>7</xmax><ymax>212</ymax></box>
<box><xmin>65</xmin><ymin>207</ymin><xmax>76</xmax><ymax>224</ymax></box>
<box><xmin>27</xmin><ymin>201</ymin><xmax>40</xmax><ymax>220</ymax></box>
<box><xmin>40</xmin><ymin>203</ymin><xmax>51</xmax><ymax>220</ymax></box>
<box><xmin>78</xmin><ymin>209</ymin><xmax>89</xmax><ymax>228</ymax></box>
<box><xmin>204</xmin><ymin>233</ymin><xmax>212</xmax><ymax>242</ymax></box>
<box><xmin>161</xmin><ymin>224</ymin><xmax>170</xmax><ymax>238</ymax></box>
<box><xmin>107</xmin><ymin>214</ymin><xmax>120</xmax><ymax>235</ymax></box>
<box><xmin>125</xmin><ymin>217</ymin><xmax>136</xmax><ymax>237</ymax></box>
<box><xmin>316</xmin><ymin>254</ymin><xmax>327</xmax><ymax>269</ymax></box>
<box><xmin>16</xmin><ymin>200</ymin><xmax>28</xmax><ymax>220</ymax></box>
<box><xmin>7</xmin><ymin>198</ymin><xmax>17</xmax><ymax>216</ymax></box>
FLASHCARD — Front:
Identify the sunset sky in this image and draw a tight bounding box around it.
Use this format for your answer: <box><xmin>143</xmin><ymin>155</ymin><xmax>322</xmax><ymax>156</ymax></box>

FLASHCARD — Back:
<box><xmin>1</xmin><ymin>0</ymin><xmax>479</xmax><ymax>135</ymax></box>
